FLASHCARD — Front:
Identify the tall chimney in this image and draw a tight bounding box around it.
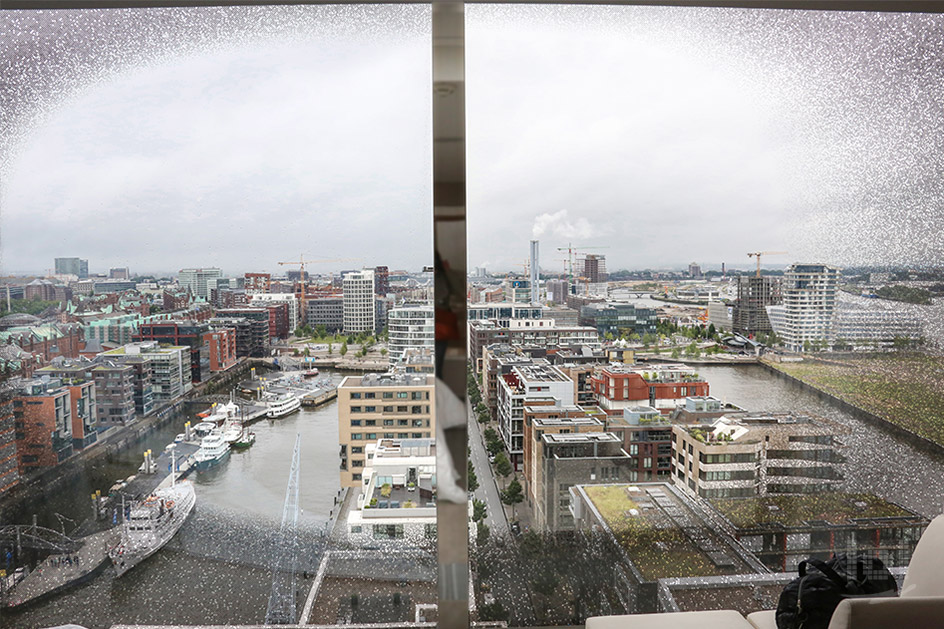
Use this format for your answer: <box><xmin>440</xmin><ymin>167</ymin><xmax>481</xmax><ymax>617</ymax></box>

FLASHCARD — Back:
<box><xmin>530</xmin><ymin>240</ymin><xmax>540</xmax><ymax>304</ymax></box>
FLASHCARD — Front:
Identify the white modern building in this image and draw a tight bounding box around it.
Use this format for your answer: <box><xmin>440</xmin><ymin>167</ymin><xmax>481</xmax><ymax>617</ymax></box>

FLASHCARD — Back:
<box><xmin>343</xmin><ymin>269</ymin><xmax>376</xmax><ymax>334</ymax></box>
<box><xmin>387</xmin><ymin>304</ymin><xmax>434</xmax><ymax>362</ymax></box>
<box><xmin>248</xmin><ymin>292</ymin><xmax>300</xmax><ymax>333</ymax></box>
<box><xmin>832</xmin><ymin>303</ymin><xmax>923</xmax><ymax>348</ymax></box>
<box><xmin>346</xmin><ymin>438</ymin><xmax>437</xmax><ymax>546</ymax></box>
<box><xmin>178</xmin><ymin>268</ymin><xmax>223</xmax><ymax>300</ymax></box>
<box><xmin>496</xmin><ymin>362</ymin><xmax>575</xmax><ymax>468</ymax></box>
<box><xmin>766</xmin><ymin>263</ymin><xmax>841</xmax><ymax>352</ymax></box>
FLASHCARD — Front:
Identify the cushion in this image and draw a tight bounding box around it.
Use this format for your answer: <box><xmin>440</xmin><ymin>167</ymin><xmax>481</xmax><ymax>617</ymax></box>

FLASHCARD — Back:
<box><xmin>901</xmin><ymin>514</ymin><xmax>944</xmax><ymax>597</ymax></box>
<box><xmin>827</xmin><ymin>596</ymin><xmax>944</xmax><ymax>629</ymax></box>
<box><xmin>745</xmin><ymin>609</ymin><xmax>777</xmax><ymax>629</ymax></box>
<box><xmin>586</xmin><ymin>610</ymin><xmax>756</xmax><ymax>629</ymax></box>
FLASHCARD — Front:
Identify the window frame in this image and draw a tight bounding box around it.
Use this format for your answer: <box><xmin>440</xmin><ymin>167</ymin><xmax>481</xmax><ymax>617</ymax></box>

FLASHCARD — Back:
<box><xmin>3</xmin><ymin>2</ymin><xmax>938</xmax><ymax>628</ymax></box>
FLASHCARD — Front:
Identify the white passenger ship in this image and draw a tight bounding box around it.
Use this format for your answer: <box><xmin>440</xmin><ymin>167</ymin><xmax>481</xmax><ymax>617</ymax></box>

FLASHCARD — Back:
<box><xmin>264</xmin><ymin>392</ymin><xmax>301</xmax><ymax>418</ymax></box>
<box><xmin>109</xmin><ymin>480</ymin><xmax>196</xmax><ymax>577</ymax></box>
<box><xmin>193</xmin><ymin>431</ymin><xmax>231</xmax><ymax>470</ymax></box>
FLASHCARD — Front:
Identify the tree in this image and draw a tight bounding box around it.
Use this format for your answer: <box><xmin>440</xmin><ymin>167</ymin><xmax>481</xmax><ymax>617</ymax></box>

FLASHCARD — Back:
<box><xmin>315</xmin><ymin>324</ymin><xmax>327</xmax><ymax>338</ymax></box>
<box><xmin>472</xmin><ymin>498</ymin><xmax>487</xmax><ymax>522</ymax></box>
<box><xmin>328</xmin><ymin>342</ymin><xmax>333</xmax><ymax>355</ymax></box>
<box><xmin>486</xmin><ymin>439</ymin><xmax>502</xmax><ymax>456</ymax></box>
<box><xmin>468</xmin><ymin>460</ymin><xmax>480</xmax><ymax>492</ymax></box>
<box><xmin>494</xmin><ymin>452</ymin><xmax>512</xmax><ymax>480</ymax></box>
<box><xmin>671</xmin><ymin>348</ymin><xmax>681</xmax><ymax>359</ymax></box>
<box><xmin>478</xmin><ymin>601</ymin><xmax>508</xmax><ymax>622</ymax></box>
<box><xmin>340</xmin><ymin>342</ymin><xmax>348</xmax><ymax>357</ymax></box>
<box><xmin>501</xmin><ymin>478</ymin><xmax>524</xmax><ymax>519</ymax></box>
<box><xmin>708</xmin><ymin>323</ymin><xmax>716</xmax><ymax>339</ymax></box>
<box><xmin>476</xmin><ymin>520</ymin><xmax>490</xmax><ymax>546</ymax></box>
<box><xmin>380</xmin><ymin>348</ymin><xmax>387</xmax><ymax>356</ymax></box>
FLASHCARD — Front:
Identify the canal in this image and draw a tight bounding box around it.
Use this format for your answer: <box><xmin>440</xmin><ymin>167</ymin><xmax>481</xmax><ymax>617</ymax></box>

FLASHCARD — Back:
<box><xmin>699</xmin><ymin>364</ymin><xmax>944</xmax><ymax>518</ymax></box>
<box><xmin>4</xmin><ymin>364</ymin><xmax>944</xmax><ymax>627</ymax></box>
<box><xmin>1</xmin><ymin>371</ymin><xmax>345</xmax><ymax>629</ymax></box>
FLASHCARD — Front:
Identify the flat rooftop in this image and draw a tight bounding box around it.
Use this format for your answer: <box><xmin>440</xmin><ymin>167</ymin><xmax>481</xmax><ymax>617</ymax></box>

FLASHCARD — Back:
<box><xmin>342</xmin><ymin>373</ymin><xmax>433</xmax><ymax>388</ymax></box>
<box><xmin>583</xmin><ymin>484</ymin><xmax>754</xmax><ymax>581</ymax></box>
<box><xmin>514</xmin><ymin>364</ymin><xmax>570</xmax><ymax>382</ymax></box>
<box><xmin>712</xmin><ymin>493</ymin><xmax>920</xmax><ymax>529</ymax></box>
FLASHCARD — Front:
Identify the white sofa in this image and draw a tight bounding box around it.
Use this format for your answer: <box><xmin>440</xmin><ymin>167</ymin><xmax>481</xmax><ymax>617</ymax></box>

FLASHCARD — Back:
<box><xmin>586</xmin><ymin>514</ymin><xmax>944</xmax><ymax>629</ymax></box>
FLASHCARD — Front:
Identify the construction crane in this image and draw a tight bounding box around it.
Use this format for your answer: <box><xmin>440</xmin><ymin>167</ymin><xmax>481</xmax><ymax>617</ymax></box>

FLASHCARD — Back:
<box><xmin>278</xmin><ymin>256</ymin><xmax>359</xmax><ymax>325</ymax></box>
<box><xmin>265</xmin><ymin>434</ymin><xmax>302</xmax><ymax>625</ymax></box>
<box><xmin>747</xmin><ymin>251</ymin><xmax>788</xmax><ymax>278</ymax></box>
<box><xmin>555</xmin><ymin>243</ymin><xmax>609</xmax><ymax>292</ymax></box>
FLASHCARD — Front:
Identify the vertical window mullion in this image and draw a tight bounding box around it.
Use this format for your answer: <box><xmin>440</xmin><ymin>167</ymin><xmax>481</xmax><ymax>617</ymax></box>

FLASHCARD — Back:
<box><xmin>433</xmin><ymin>2</ymin><xmax>469</xmax><ymax>627</ymax></box>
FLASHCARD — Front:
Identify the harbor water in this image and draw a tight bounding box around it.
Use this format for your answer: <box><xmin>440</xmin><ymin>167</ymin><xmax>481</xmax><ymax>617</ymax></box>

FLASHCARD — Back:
<box><xmin>4</xmin><ymin>365</ymin><xmax>944</xmax><ymax>627</ymax></box>
<box><xmin>1</xmin><ymin>371</ymin><xmax>344</xmax><ymax>629</ymax></box>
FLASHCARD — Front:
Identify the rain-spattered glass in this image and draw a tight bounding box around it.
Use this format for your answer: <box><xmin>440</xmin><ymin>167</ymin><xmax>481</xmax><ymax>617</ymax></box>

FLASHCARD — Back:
<box><xmin>466</xmin><ymin>5</ymin><xmax>944</xmax><ymax>624</ymax></box>
<box><xmin>0</xmin><ymin>5</ymin><xmax>436</xmax><ymax>626</ymax></box>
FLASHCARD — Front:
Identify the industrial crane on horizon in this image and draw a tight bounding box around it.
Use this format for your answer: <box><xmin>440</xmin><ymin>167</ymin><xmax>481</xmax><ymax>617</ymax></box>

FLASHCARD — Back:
<box><xmin>278</xmin><ymin>255</ymin><xmax>360</xmax><ymax>323</ymax></box>
<box><xmin>747</xmin><ymin>251</ymin><xmax>788</xmax><ymax>278</ymax></box>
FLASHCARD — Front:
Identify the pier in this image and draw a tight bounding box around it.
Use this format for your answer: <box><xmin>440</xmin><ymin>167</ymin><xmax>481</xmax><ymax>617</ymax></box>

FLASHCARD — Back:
<box><xmin>3</xmin><ymin>527</ymin><xmax>119</xmax><ymax>608</ymax></box>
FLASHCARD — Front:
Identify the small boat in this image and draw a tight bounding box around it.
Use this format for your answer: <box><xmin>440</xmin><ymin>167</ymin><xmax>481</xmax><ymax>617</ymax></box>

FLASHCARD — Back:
<box><xmin>303</xmin><ymin>368</ymin><xmax>319</xmax><ymax>378</ymax></box>
<box><xmin>264</xmin><ymin>392</ymin><xmax>301</xmax><ymax>419</ymax></box>
<box><xmin>109</xmin><ymin>479</ymin><xmax>196</xmax><ymax>577</ymax></box>
<box><xmin>231</xmin><ymin>431</ymin><xmax>256</xmax><ymax>450</ymax></box>
<box><xmin>221</xmin><ymin>419</ymin><xmax>245</xmax><ymax>445</ymax></box>
<box><xmin>192</xmin><ymin>422</ymin><xmax>217</xmax><ymax>439</ymax></box>
<box><xmin>202</xmin><ymin>401</ymin><xmax>241</xmax><ymax>427</ymax></box>
<box><xmin>193</xmin><ymin>431</ymin><xmax>231</xmax><ymax>471</ymax></box>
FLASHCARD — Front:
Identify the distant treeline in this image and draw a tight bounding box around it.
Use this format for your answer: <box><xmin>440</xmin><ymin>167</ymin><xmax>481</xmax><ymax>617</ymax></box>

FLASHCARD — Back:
<box><xmin>875</xmin><ymin>285</ymin><xmax>932</xmax><ymax>305</ymax></box>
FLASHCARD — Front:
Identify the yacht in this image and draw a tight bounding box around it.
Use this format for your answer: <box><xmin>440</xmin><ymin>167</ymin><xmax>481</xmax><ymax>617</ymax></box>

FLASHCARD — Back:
<box><xmin>109</xmin><ymin>480</ymin><xmax>196</xmax><ymax>577</ymax></box>
<box><xmin>264</xmin><ymin>392</ymin><xmax>301</xmax><ymax>419</ymax></box>
<box><xmin>193</xmin><ymin>431</ymin><xmax>231</xmax><ymax>470</ymax></box>
<box><xmin>201</xmin><ymin>400</ymin><xmax>241</xmax><ymax>427</ymax></box>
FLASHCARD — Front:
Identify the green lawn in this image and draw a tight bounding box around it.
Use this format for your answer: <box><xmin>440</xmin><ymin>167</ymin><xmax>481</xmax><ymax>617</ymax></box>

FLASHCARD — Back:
<box><xmin>768</xmin><ymin>354</ymin><xmax>944</xmax><ymax>446</ymax></box>
<box><xmin>713</xmin><ymin>493</ymin><xmax>911</xmax><ymax>529</ymax></box>
<box><xmin>584</xmin><ymin>485</ymin><xmax>725</xmax><ymax>580</ymax></box>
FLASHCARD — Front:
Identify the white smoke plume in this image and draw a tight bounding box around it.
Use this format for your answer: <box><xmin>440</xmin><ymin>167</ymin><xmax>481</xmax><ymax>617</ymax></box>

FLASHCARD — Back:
<box><xmin>532</xmin><ymin>209</ymin><xmax>596</xmax><ymax>240</ymax></box>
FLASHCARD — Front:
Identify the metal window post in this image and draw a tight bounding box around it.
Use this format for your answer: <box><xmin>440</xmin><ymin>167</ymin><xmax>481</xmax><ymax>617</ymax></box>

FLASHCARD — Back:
<box><xmin>433</xmin><ymin>2</ymin><xmax>469</xmax><ymax>627</ymax></box>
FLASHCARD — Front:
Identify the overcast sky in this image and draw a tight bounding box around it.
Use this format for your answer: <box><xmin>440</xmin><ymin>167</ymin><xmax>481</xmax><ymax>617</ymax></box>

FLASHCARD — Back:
<box><xmin>2</xmin><ymin>5</ymin><xmax>943</xmax><ymax>277</ymax></box>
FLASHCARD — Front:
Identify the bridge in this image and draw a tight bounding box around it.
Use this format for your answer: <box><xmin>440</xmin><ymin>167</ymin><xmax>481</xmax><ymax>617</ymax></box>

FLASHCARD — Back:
<box><xmin>0</xmin><ymin>525</ymin><xmax>80</xmax><ymax>554</ymax></box>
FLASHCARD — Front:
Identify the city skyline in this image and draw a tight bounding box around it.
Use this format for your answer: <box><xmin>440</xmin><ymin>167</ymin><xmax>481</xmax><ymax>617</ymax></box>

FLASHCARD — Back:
<box><xmin>3</xmin><ymin>7</ymin><xmax>944</xmax><ymax>275</ymax></box>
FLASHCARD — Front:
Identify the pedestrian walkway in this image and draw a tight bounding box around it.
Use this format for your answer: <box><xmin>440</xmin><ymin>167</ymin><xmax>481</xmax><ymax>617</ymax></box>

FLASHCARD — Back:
<box><xmin>4</xmin><ymin>527</ymin><xmax>119</xmax><ymax>608</ymax></box>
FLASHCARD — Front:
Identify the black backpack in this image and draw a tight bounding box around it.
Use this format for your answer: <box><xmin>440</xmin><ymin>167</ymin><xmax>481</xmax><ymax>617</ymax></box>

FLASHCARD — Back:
<box><xmin>776</xmin><ymin>554</ymin><xmax>898</xmax><ymax>629</ymax></box>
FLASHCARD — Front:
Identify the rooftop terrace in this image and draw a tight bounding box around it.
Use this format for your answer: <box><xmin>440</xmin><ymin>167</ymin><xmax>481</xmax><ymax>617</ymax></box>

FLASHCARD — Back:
<box><xmin>583</xmin><ymin>484</ymin><xmax>754</xmax><ymax>581</ymax></box>
<box><xmin>712</xmin><ymin>493</ymin><xmax>918</xmax><ymax>529</ymax></box>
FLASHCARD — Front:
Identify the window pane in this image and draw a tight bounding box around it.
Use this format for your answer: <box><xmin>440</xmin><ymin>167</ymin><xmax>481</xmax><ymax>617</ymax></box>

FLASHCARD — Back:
<box><xmin>468</xmin><ymin>5</ymin><xmax>944</xmax><ymax>624</ymax></box>
<box><xmin>0</xmin><ymin>5</ymin><xmax>436</xmax><ymax>626</ymax></box>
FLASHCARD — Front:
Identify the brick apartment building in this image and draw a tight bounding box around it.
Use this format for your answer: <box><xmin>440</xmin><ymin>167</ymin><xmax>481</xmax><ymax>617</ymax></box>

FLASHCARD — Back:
<box><xmin>13</xmin><ymin>380</ymin><xmax>75</xmax><ymax>473</ymax></box>
<box><xmin>592</xmin><ymin>364</ymin><xmax>709</xmax><ymax>412</ymax></box>
<box><xmin>204</xmin><ymin>328</ymin><xmax>238</xmax><ymax>372</ymax></box>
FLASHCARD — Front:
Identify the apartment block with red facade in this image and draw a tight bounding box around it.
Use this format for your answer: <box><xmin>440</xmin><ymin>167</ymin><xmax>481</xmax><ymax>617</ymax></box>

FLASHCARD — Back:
<box><xmin>66</xmin><ymin>380</ymin><xmax>97</xmax><ymax>449</ymax></box>
<box><xmin>244</xmin><ymin>272</ymin><xmax>271</xmax><ymax>294</ymax></box>
<box><xmin>204</xmin><ymin>328</ymin><xmax>238</xmax><ymax>372</ymax></box>
<box><xmin>592</xmin><ymin>363</ymin><xmax>709</xmax><ymax>412</ymax></box>
<box><xmin>12</xmin><ymin>379</ymin><xmax>74</xmax><ymax>474</ymax></box>
<box><xmin>0</xmin><ymin>399</ymin><xmax>21</xmax><ymax>497</ymax></box>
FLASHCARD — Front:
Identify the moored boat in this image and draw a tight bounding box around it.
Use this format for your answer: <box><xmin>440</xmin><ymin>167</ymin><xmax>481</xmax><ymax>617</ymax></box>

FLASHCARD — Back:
<box><xmin>108</xmin><ymin>480</ymin><xmax>196</xmax><ymax>577</ymax></box>
<box><xmin>231</xmin><ymin>430</ymin><xmax>256</xmax><ymax>449</ymax></box>
<box><xmin>193</xmin><ymin>431</ymin><xmax>231</xmax><ymax>470</ymax></box>
<box><xmin>264</xmin><ymin>392</ymin><xmax>301</xmax><ymax>418</ymax></box>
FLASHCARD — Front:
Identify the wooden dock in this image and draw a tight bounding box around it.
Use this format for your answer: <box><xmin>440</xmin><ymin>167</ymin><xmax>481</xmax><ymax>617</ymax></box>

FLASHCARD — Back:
<box><xmin>4</xmin><ymin>527</ymin><xmax>119</xmax><ymax>608</ymax></box>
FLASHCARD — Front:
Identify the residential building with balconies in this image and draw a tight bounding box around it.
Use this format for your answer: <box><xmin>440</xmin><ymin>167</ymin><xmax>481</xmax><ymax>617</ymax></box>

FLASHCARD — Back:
<box><xmin>337</xmin><ymin>372</ymin><xmax>435</xmax><ymax>488</ymax></box>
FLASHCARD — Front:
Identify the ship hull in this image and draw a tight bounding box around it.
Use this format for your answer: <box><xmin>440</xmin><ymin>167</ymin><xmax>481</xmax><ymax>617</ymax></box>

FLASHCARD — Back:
<box><xmin>109</xmin><ymin>483</ymin><xmax>196</xmax><ymax>578</ymax></box>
